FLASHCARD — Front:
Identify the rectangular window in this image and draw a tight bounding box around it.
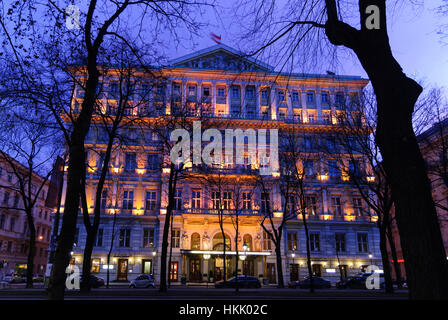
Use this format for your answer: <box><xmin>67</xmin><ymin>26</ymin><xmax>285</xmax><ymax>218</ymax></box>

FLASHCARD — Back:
<box><xmin>358</xmin><ymin>233</ymin><xmax>368</xmax><ymax>252</ymax></box>
<box><xmin>242</xmin><ymin>192</ymin><xmax>251</xmax><ymax>210</ymax></box>
<box><xmin>305</xmin><ymin>196</ymin><xmax>317</xmax><ymax>215</ymax></box>
<box><xmin>246</xmin><ymin>86</ymin><xmax>255</xmax><ymax>99</ymax></box>
<box><xmin>321</xmin><ymin>92</ymin><xmax>329</xmax><ymax>104</ymax></box>
<box><xmin>109</xmin><ymin>82</ymin><xmax>119</xmax><ymax>99</ymax></box>
<box><xmin>349</xmin><ymin>160</ymin><xmax>360</xmax><ymax>177</ymax></box>
<box><xmin>95</xmin><ymin>229</ymin><xmax>103</xmax><ymax>247</ymax></box>
<box><xmin>263</xmin><ymin>231</ymin><xmax>272</xmax><ymax>250</ymax></box>
<box><xmin>323</xmin><ymin>112</ymin><xmax>331</xmax><ymax>124</ymax></box>
<box><xmin>336</xmin><ymin>233</ymin><xmax>346</xmax><ymax>252</ymax></box>
<box><xmin>91</xmin><ymin>258</ymin><xmax>100</xmax><ymax>273</ymax></box>
<box><xmin>310</xmin><ymin>233</ymin><xmax>320</xmax><ymax>251</ymax></box>
<box><xmin>217</xmin><ymin>87</ymin><xmax>225</xmax><ymax>97</ymax></box>
<box><xmin>188</xmin><ymin>85</ymin><xmax>196</xmax><ymax>96</ymax></box>
<box><xmin>3</xmin><ymin>192</ymin><xmax>10</xmax><ymax>205</ymax></box>
<box><xmin>328</xmin><ymin>160</ymin><xmax>339</xmax><ymax>177</ymax></box>
<box><xmin>174</xmin><ymin>190</ymin><xmax>183</xmax><ymax>211</ymax></box>
<box><xmin>1</xmin><ymin>215</ymin><xmax>8</xmax><ymax>230</ymax></box>
<box><xmin>145</xmin><ymin>191</ymin><xmax>157</xmax><ymax>211</ymax></box>
<box><xmin>223</xmin><ymin>191</ymin><xmax>232</xmax><ymax>210</ymax></box>
<box><xmin>122</xmin><ymin>190</ymin><xmax>134</xmax><ymax>210</ymax></box>
<box><xmin>211</xmin><ymin>191</ymin><xmax>221</xmax><ymax>210</ymax></box>
<box><xmin>353</xmin><ymin>198</ymin><xmax>363</xmax><ymax>216</ymax></box>
<box><xmin>125</xmin><ymin>153</ymin><xmax>136</xmax><ymax>170</ymax></box>
<box><xmin>119</xmin><ymin>228</ymin><xmax>131</xmax><ymax>247</ymax></box>
<box><xmin>171</xmin><ymin>229</ymin><xmax>180</xmax><ymax>248</ymax></box>
<box><xmin>307</xmin><ymin>92</ymin><xmax>314</xmax><ymax>103</ymax></box>
<box><xmin>170</xmin><ymin>261</ymin><xmax>179</xmax><ymax>281</ymax></box>
<box><xmin>277</xmin><ymin>90</ymin><xmax>285</xmax><ymax>102</ymax></box>
<box><xmin>13</xmin><ymin>194</ymin><xmax>19</xmax><ymax>208</ymax></box>
<box><xmin>292</xmin><ymin>91</ymin><xmax>300</xmax><ymax>102</ymax></box>
<box><xmin>287</xmin><ymin>232</ymin><xmax>298</xmax><ymax>251</ymax></box>
<box><xmin>231</xmin><ymin>86</ymin><xmax>240</xmax><ymax>98</ymax></box>
<box><xmin>304</xmin><ymin>160</ymin><xmax>314</xmax><ymax>176</ymax></box>
<box><xmin>143</xmin><ymin>228</ymin><xmax>154</xmax><ymax>248</ymax></box>
<box><xmin>192</xmin><ymin>190</ymin><xmax>201</xmax><ymax>209</ymax></box>
<box><xmin>100</xmin><ymin>189</ymin><xmax>108</xmax><ymax>209</ymax></box>
<box><xmin>335</xmin><ymin>92</ymin><xmax>344</xmax><ymax>106</ymax></box>
<box><xmin>331</xmin><ymin>197</ymin><xmax>343</xmax><ymax>216</ymax></box>
<box><xmin>147</xmin><ymin>154</ymin><xmax>159</xmax><ymax>170</ymax></box>
<box><xmin>10</xmin><ymin>217</ymin><xmax>15</xmax><ymax>232</ymax></box>
<box><xmin>172</xmin><ymin>83</ymin><xmax>181</xmax><ymax>96</ymax></box>
<box><xmin>261</xmin><ymin>192</ymin><xmax>270</xmax><ymax>213</ymax></box>
<box><xmin>261</xmin><ymin>89</ymin><xmax>269</xmax><ymax>100</ymax></box>
<box><xmin>307</xmin><ymin>112</ymin><xmax>316</xmax><ymax>123</ymax></box>
<box><xmin>202</xmin><ymin>86</ymin><xmax>210</xmax><ymax>97</ymax></box>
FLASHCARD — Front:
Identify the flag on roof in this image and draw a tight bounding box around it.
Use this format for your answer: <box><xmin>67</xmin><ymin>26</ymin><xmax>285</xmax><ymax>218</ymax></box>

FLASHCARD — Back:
<box><xmin>210</xmin><ymin>32</ymin><xmax>221</xmax><ymax>44</ymax></box>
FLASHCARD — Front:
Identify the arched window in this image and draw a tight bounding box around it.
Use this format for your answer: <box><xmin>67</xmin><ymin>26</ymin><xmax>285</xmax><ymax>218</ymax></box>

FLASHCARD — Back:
<box><xmin>243</xmin><ymin>234</ymin><xmax>252</xmax><ymax>251</ymax></box>
<box><xmin>191</xmin><ymin>233</ymin><xmax>201</xmax><ymax>250</ymax></box>
<box><xmin>212</xmin><ymin>233</ymin><xmax>231</xmax><ymax>251</ymax></box>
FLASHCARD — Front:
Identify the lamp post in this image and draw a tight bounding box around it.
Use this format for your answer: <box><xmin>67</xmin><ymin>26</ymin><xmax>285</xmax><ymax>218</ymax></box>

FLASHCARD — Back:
<box><xmin>368</xmin><ymin>252</ymin><xmax>373</xmax><ymax>265</ymax></box>
<box><xmin>242</xmin><ymin>243</ymin><xmax>248</xmax><ymax>275</ymax></box>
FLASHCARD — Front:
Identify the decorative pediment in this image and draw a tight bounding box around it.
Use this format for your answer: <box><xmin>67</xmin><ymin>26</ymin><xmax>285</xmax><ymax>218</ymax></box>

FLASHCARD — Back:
<box><xmin>169</xmin><ymin>44</ymin><xmax>273</xmax><ymax>72</ymax></box>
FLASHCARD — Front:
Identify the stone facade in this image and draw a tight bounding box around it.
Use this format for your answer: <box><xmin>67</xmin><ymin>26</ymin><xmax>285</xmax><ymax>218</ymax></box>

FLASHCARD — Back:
<box><xmin>64</xmin><ymin>44</ymin><xmax>381</xmax><ymax>285</ymax></box>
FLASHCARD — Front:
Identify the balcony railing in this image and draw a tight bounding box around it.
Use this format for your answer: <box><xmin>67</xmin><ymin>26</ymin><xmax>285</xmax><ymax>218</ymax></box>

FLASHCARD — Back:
<box><xmin>184</xmin><ymin>208</ymin><xmax>259</xmax><ymax>215</ymax></box>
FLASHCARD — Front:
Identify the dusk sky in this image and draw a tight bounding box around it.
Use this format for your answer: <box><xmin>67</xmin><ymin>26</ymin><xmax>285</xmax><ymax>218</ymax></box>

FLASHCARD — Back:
<box><xmin>167</xmin><ymin>1</ymin><xmax>448</xmax><ymax>91</ymax></box>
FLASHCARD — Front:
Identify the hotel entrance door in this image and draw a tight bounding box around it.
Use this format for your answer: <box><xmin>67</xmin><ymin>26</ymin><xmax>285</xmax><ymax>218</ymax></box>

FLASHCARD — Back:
<box><xmin>189</xmin><ymin>259</ymin><xmax>201</xmax><ymax>282</ymax></box>
<box><xmin>214</xmin><ymin>256</ymin><xmax>232</xmax><ymax>281</ymax></box>
<box><xmin>117</xmin><ymin>259</ymin><xmax>128</xmax><ymax>281</ymax></box>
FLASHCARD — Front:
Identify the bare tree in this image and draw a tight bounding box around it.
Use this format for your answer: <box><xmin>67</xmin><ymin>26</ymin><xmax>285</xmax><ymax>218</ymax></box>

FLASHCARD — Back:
<box><xmin>0</xmin><ymin>106</ymin><xmax>60</xmax><ymax>288</ymax></box>
<box><xmin>2</xmin><ymin>0</ymin><xmax>212</xmax><ymax>299</ymax></box>
<box><xmin>236</xmin><ymin>0</ymin><xmax>448</xmax><ymax>299</ymax></box>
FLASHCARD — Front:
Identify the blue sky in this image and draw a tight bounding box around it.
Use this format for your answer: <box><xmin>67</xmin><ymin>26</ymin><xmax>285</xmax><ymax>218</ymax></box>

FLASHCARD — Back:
<box><xmin>167</xmin><ymin>1</ymin><xmax>448</xmax><ymax>90</ymax></box>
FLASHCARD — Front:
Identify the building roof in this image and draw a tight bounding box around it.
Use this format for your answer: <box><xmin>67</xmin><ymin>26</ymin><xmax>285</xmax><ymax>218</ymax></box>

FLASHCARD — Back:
<box><xmin>167</xmin><ymin>43</ymin><xmax>369</xmax><ymax>83</ymax></box>
<box><xmin>168</xmin><ymin>44</ymin><xmax>274</xmax><ymax>72</ymax></box>
<box><xmin>417</xmin><ymin>117</ymin><xmax>448</xmax><ymax>142</ymax></box>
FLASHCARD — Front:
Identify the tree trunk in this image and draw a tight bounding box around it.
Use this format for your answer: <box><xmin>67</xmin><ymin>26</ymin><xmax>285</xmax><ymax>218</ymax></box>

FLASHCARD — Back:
<box><xmin>379</xmin><ymin>222</ymin><xmax>394</xmax><ymax>293</ymax></box>
<box><xmin>25</xmin><ymin>212</ymin><xmax>36</xmax><ymax>289</ymax></box>
<box><xmin>275</xmin><ymin>244</ymin><xmax>284</xmax><ymax>288</ymax></box>
<box><xmin>47</xmin><ymin>66</ymin><xmax>99</xmax><ymax>300</ymax></box>
<box><xmin>325</xmin><ymin>0</ymin><xmax>448</xmax><ymax>299</ymax></box>
<box><xmin>160</xmin><ymin>165</ymin><xmax>177</xmax><ymax>292</ymax></box>
<box><xmin>387</xmin><ymin>223</ymin><xmax>403</xmax><ymax>289</ymax></box>
<box><xmin>168</xmin><ymin>211</ymin><xmax>174</xmax><ymax>288</ymax></box>
<box><xmin>80</xmin><ymin>230</ymin><xmax>95</xmax><ymax>292</ymax></box>
<box><xmin>302</xmin><ymin>213</ymin><xmax>314</xmax><ymax>293</ymax></box>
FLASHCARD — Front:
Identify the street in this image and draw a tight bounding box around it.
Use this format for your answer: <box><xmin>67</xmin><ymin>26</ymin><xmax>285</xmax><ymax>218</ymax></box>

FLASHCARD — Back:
<box><xmin>0</xmin><ymin>286</ymin><xmax>409</xmax><ymax>300</ymax></box>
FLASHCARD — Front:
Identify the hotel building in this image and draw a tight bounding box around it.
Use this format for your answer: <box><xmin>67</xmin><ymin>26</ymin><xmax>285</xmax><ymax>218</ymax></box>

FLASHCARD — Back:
<box><xmin>65</xmin><ymin>44</ymin><xmax>381</xmax><ymax>285</ymax></box>
<box><xmin>0</xmin><ymin>154</ymin><xmax>55</xmax><ymax>277</ymax></box>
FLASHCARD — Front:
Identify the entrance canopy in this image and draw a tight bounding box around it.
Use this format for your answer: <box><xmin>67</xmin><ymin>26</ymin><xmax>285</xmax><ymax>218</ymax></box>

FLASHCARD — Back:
<box><xmin>181</xmin><ymin>249</ymin><xmax>271</xmax><ymax>256</ymax></box>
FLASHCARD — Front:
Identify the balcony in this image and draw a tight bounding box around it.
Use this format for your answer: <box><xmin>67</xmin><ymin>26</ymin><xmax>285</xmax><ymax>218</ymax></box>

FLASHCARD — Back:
<box><xmin>184</xmin><ymin>208</ymin><xmax>259</xmax><ymax>215</ymax></box>
<box><xmin>186</xmin><ymin>164</ymin><xmax>258</xmax><ymax>175</ymax></box>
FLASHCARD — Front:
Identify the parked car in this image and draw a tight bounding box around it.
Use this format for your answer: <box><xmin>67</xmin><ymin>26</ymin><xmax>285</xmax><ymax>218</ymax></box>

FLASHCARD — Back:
<box><xmin>80</xmin><ymin>275</ymin><xmax>105</xmax><ymax>288</ymax></box>
<box><xmin>129</xmin><ymin>274</ymin><xmax>155</xmax><ymax>288</ymax></box>
<box><xmin>10</xmin><ymin>275</ymin><xmax>26</xmax><ymax>283</ymax></box>
<box><xmin>336</xmin><ymin>273</ymin><xmax>385</xmax><ymax>289</ymax></box>
<box><xmin>32</xmin><ymin>274</ymin><xmax>44</xmax><ymax>282</ymax></box>
<box><xmin>289</xmin><ymin>276</ymin><xmax>332</xmax><ymax>289</ymax></box>
<box><xmin>215</xmin><ymin>276</ymin><xmax>261</xmax><ymax>288</ymax></box>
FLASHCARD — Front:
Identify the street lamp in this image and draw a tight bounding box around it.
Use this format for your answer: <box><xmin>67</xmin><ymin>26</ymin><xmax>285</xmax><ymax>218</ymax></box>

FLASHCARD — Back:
<box><xmin>368</xmin><ymin>252</ymin><xmax>373</xmax><ymax>265</ymax></box>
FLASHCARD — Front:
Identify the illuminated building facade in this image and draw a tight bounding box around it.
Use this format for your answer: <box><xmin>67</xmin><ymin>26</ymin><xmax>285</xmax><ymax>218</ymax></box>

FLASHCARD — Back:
<box><xmin>66</xmin><ymin>44</ymin><xmax>381</xmax><ymax>285</ymax></box>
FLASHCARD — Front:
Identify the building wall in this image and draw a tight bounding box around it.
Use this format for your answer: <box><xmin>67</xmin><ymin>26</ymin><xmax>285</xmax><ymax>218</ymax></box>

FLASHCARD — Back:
<box><xmin>65</xmin><ymin>45</ymin><xmax>381</xmax><ymax>285</ymax></box>
<box><xmin>0</xmin><ymin>159</ymin><xmax>53</xmax><ymax>277</ymax></box>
